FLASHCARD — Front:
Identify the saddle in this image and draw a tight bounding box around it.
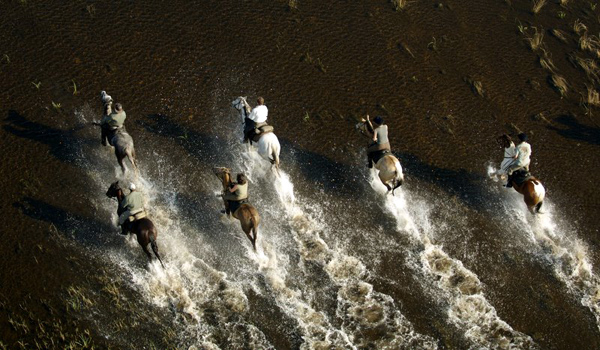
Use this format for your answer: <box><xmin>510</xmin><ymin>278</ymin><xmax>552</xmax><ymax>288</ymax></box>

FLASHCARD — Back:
<box><xmin>369</xmin><ymin>149</ymin><xmax>391</xmax><ymax>164</ymax></box>
<box><xmin>127</xmin><ymin>210</ymin><xmax>147</xmax><ymax>223</ymax></box>
<box><xmin>228</xmin><ymin>198</ymin><xmax>248</xmax><ymax>214</ymax></box>
<box><xmin>248</xmin><ymin>125</ymin><xmax>274</xmax><ymax>143</ymax></box>
<box><xmin>510</xmin><ymin>169</ymin><xmax>533</xmax><ymax>186</ymax></box>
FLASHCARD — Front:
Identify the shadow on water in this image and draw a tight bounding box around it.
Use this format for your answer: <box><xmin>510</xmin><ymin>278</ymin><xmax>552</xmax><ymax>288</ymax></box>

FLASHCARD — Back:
<box><xmin>15</xmin><ymin>197</ymin><xmax>118</xmax><ymax>248</ymax></box>
<box><xmin>139</xmin><ymin>113</ymin><xmax>229</xmax><ymax>165</ymax></box>
<box><xmin>396</xmin><ymin>152</ymin><xmax>502</xmax><ymax>212</ymax></box>
<box><xmin>3</xmin><ymin>110</ymin><xmax>93</xmax><ymax>163</ymax></box>
<box><xmin>546</xmin><ymin>114</ymin><xmax>600</xmax><ymax>146</ymax></box>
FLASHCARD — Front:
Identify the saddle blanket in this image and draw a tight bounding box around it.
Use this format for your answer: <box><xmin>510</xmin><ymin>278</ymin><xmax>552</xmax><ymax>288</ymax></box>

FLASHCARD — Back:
<box><xmin>128</xmin><ymin>210</ymin><xmax>146</xmax><ymax>222</ymax></box>
<box><xmin>511</xmin><ymin>170</ymin><xmax>533</xmax><ymax>186</ymax></box>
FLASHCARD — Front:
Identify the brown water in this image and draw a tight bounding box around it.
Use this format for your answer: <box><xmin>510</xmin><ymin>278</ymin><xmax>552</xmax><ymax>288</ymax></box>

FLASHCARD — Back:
<box><xmin>1</xmin><ymin>0</ymin><xmax>600</xmax><ymax>348</ymax></box>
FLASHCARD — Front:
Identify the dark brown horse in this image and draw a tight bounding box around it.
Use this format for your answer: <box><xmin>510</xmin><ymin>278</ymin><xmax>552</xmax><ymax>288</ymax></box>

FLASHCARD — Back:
<box><xmin>509</xmin><ymin>174</ymin><xmax>546</xmax><ymax>214</ymax></box>
<box><xmin>106</xmin><ymin>181</ymin><xmax>164</xmax><ymax>267</ymax></box>
<box><xmin>213</xmin><ymin>167</ymin><xmax>260</xmax><ymax>250</ymax></box>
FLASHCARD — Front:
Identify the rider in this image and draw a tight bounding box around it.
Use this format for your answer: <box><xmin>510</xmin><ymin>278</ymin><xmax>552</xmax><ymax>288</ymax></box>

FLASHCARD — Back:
<box><xmin>506</xmin><ymin>133</ymin><xmax>532</xmax><ymax>187</ymax></box>
<box><xmin>118</xmin><ymin>183</ymin><xmax>145</xmax><ymax>235</ymax></box>
<box><xmin>100</xmin><ymin>103</ymin><xmax>126</xmax><ymax>146</ymax></box>
<box><xmin>244</xmin><ymin>97</ymin><xmax>268</xmax><ymax>143</ymax></box>
<box><xmin>366</xmin><ymin>115</ymin><xmax>391</xmax><ymax>168</ymax></box>
<box><xmin>222</xmin><ymin>173</ymin><xmax>249</xmax><ymax>215</ymax></box>
<box><xmin>496</xmin><ymin>134</ymin><xmax>518</xmax><ymax>186</ymax></box>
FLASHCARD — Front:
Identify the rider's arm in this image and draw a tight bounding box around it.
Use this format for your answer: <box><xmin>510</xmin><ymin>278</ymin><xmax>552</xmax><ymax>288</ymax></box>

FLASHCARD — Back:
<box><xmin>373</xmin><ymin>128</ymin><xmax>378</xmax><ymax>142</ymax></box>
<box><xmin>228</xmin><ymin>184</ymin><xmax>238</xmax><ymax>193</ymax></box>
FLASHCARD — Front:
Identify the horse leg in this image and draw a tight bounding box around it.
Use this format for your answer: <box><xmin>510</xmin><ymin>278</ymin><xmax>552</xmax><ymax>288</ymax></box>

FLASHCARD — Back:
<box><xmin>128</xmin><ymin>147</ymin><xmax>138</xmax><ymax>175</ymax></box>
<box><xmin>250</xmin><ymin>217</ymin><xmax>258</xmax><ymax>251</ymax></box>
<box><xmin>149</xmin><ymin>232</ymin><xmax>165</xmax><ymax>268</ymax></box>
<box><xmin>535</xmin><ymin>201</ymin><xmax>543</xmax><ymax>214</ymax></box>
<box><xmin>116</xmin><ymin>149</ymin><xmax>126</xmax><ymax>174</ymax></box>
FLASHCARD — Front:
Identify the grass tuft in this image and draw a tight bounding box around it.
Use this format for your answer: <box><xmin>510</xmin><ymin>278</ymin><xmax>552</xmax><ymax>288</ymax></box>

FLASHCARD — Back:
<box><xmin>573</xmin><ymin>19</ymin><xmax>588</xmax><ymax>35</ymax></box>
<box><xmin>287</xmin><ymin>0</ymin><xmax>298</xmax><ymax>11</ymax></box>
<box><xmin>464</xmin><ymin>76</ymin><xmax>484</xmax><ymax>97</ymax></box>
<box><xmin>86</xmin><ymin>4</ymin><xmax>95</xmax><ymax>17</ymax></box>
<box><xmin>539</xmin><ymin>50</ymin><xmax>557</xmax><ymax>72</ymax></box>
<box><xmin>71</xmin><ymin>80</ymin><xmax>78</xmax><ymax>95</ymax></box>
<box><xmin>525</xmin><ymin>26</ymin><xmax>544</xmax><ymax>51</ymax></box>
<box><xmin>569</xmin><ymin>54</ymin><xmax>599</xmax><ymax>80</ymax></box>
<box><xmin>549</xmin><ymin>74</ymin><xmax>568</xmax><ymax>97</ymax></box>
<box><xmin>51</xmin><ymin>101</ymin><xmax>62</xmax><ymax>111</ymax></box>
<box><xmin>532</xmin><ymin>0</ymin><xmax>547</xmax><ymax>14</ymax></box>
<box><xmin>579</xmin><ymin>33</ymin><xmax>600</xmax><ymax>58</ymax></box>
<box><xmin>586</xmin><ymin>86</ymin><xmax>600</xmax><ymax>107</ymax></box>
<box><xmin>550</xmin><ymin>28</ymin><xmax>568</xmax><ymax>43</ymax></box>
<box><xmin>391</xmin><ymin>0</ymin><xmax>408</xmax><ymax>11</ymax></box>
<box><xmin>2</xmin><ymin>54</ymin><xmax>9</xmax><ymax>64</ymax></box>
<box><xmin>31</xmin><ymin>81</ymin><xmax>41</xmax><ymax>90</ymax></box>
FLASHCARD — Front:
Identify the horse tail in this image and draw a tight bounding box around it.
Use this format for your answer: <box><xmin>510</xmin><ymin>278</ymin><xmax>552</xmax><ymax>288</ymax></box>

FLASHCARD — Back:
<box><xmin>271</xmin><ymin>148</ymin><xmax>281</xmax><ymax>176</ymax></box>
<box><xmin>149</xmin><ymin>232</ymin><xmax>165</xmax><ymax>268</ymax></box>
<box><xmin>250</xmin><ymin>216</ymin><xmax>258</xmax><ymax>251</ymax></box>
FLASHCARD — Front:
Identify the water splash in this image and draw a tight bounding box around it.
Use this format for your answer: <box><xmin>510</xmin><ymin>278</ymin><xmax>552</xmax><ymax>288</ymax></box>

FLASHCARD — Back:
<box><xmin>369</xmin><ymin>170</ymin><xmax>536</xmax><ymax>348</ymax></box>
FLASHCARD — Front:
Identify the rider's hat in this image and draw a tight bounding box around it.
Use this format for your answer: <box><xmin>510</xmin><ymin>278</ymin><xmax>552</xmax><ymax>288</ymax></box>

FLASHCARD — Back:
<box><xmin>373</xmin><ymin>116</ymin><xmax>384</xmax><ymax>125</ymax></box>
<box><xmin>129</xmin><ymin>183</ymin><xmax>136</xmax><ymax>191</ymax></box>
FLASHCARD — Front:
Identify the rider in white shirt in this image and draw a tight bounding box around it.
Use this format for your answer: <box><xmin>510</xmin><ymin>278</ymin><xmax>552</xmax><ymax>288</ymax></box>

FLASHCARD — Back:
<box><xmin>244</xmin><ymin>97</ymin><xmax>268</xmax><ymax>142</ymax></box>
<box><xmin>508</xmin><ymin>133</ymin><xmax>531</xmax><ymax>174</ymax></box>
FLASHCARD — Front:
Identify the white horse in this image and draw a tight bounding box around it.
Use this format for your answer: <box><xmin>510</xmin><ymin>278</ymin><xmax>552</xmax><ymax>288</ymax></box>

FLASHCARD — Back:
<box><xmin>95</xmin><ymin>91</ymin><xmax>138</xmax><ymax>175</ymax></box>
<box><xmin>231</xmin><ymin>97</ymin><xmax>281</xmax><ymax>171</ymax></box>
<box><xmin>356</xmin><ymin>119</ymin><xmax>404</xmax><ymax>195</ymax></box>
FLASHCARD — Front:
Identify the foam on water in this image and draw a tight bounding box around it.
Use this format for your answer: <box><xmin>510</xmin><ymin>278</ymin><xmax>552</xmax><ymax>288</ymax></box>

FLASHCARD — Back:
<box><xmin>238</xmin><ymin>148</ymin><xmax>437</xmax><ymax>348</ymax></box>
<box><xmin>488</xmin><ymin>163</ymin><xmax>600</xmax><ymax>331</ymax></box>
<box><xmin>75</xmin><ymin>107</ymin><xmax>275</xmax><ymax>349</ymax></box>
<box><xmin>369</xmin><ymin>169</ymin><xmax>537</xmax><ymax>348</ymax></box>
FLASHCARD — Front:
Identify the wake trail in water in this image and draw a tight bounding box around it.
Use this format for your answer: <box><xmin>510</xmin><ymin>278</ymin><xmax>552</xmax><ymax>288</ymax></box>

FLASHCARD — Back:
<box><xmin>487</xmin><ymin>165</ymin><xmax>600</xmax><ymax>332</ymax></box>
<box><xmin>369</xmin><ymin>170</ymin><xmax>537</xmax><ymax>349</ymax></box>
<box><xmin>238</xmin><ymin>149</ymin><xmax>437</xmax><ymax>349</ymax></box>
<box><xmin>74</xmin><ymin>107</ymin><xmax>275</xmax><ymax>349</ymax></box>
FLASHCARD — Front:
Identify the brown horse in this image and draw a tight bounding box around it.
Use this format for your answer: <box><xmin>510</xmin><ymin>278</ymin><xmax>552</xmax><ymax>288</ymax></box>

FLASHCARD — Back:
<box><xmin>106</xmin><ymin>181</ymin><xmax>164</xmax><ymax>267</ymax></box>
<box><xmin>509</xmin><ymin>173</ymin><xmax>546</xmax><ymax>214</ymax></box>
<box><xmin>213</xmin><ymin>167</ymin><xmax>260</xmax><ymax>250</ymax></box>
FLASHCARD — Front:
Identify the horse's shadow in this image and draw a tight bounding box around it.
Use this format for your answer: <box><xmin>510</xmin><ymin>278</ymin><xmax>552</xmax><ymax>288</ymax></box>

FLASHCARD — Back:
<box><xmin>138</xmin><ymin>113</ymin><xmax>229</xmax><ymax>166</ymax></box>
<box><xmin>3</xmin><ymin>110</ymin><xmax>94</xmax><ymax>164</ymax></box>
<box><xmin>546</xmin><ymin>114</ymin><xmax>600</xmax><ymax>146</ymax></box>
<box><xmin>14</xmin><ymin>197</ymin><xmax>119</xmax><ymax>248</ymax></box>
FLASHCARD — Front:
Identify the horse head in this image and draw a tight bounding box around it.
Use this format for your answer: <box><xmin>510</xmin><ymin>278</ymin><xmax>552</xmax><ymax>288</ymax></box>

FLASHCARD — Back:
<box><xmin>106</xmin><ymin>181</ymin><xmax>121</xmax><ymax>199</ymax></box>
<box><xmin>232</xmin><ymin>96</ymin><xmax>251</xmax><ymax>116</ymax></box>
<box><xmin>213</xmin><ymin>167</ymin><xmax>232</xmax><ymax>180</ymax></box>
<box><xmin>355</xmin><ymin>119</ymin><xmax>371</xmax><ymax>137</ymax></box>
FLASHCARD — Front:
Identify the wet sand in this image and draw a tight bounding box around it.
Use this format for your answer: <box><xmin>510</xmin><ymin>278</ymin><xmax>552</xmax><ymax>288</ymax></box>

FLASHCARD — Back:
<box><xmin>1</xmin><ymin>0</ymin><xmax>600</xmax><ymax>348</ymax></box>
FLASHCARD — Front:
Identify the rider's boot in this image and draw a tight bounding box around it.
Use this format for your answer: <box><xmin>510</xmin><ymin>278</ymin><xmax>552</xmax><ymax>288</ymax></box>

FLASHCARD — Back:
<box><xmin>120</xmin><ymin>225</ymin><xmax>129</xmax><ymax>235</ymax></box>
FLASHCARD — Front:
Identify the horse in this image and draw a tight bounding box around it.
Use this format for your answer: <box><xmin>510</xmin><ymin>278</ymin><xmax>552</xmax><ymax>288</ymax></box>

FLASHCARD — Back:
<box><xmin>231</xmin><ymin>97</ymin><xmax>281</xmax><ymax>172</ymax></box>
<box><xmin>106</xmin><ymin>181</ymin><xmax>164</xmax><ymax>267</ymax></box>
<box><xmin>213</xmin><ymin>167</ymin><xmax>260</xmax><ymax>251</ymax></box>
<box><xmin>355</xmin><ymin>119</ymin><xmax>404</xmax><ymax>194</ymax></box>
<box><xmin>95</xmin><ymin>91</ymin><xmax>138</xmax><ymax>175</ymax></box>
<box><xmin>499</xmin><ymin>171</ymin><xmax>545</xmax><ymax>214</ymax></box>
<box><xmin>110</xmin><ymin>128</ymin><xmax>138</xmax><ymax>175</ymax></box>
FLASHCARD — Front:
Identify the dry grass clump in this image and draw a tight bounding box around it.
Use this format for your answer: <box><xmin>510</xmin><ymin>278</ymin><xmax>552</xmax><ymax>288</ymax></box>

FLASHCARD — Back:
<box><xmin>550</xmin><ymin>28</ymin><xmax>568</xmax><ymax>43</ymax></box>
<box><xmin>287</xmin><ymin>0</ymin><xmax>298</xmax><ymax>11</ymax></box>
<box><xmin>525</xmin><ymin>27</ymin><xmax>545</xmax><ymax>51</ymax></box>
<box><xmin>559</xmin><ymin>0</ymin><xmax>569</xmax><ymax>6</ymax></box>
<box><xmin>464</xmin><ymin>76</ymin><xmax>484</xmax><ymax>97</ymax></box>
<box><xmin>539</xmin><ymin>53</ymin><xmax>557</xmax><ymax>72</ymax></box>
<box><xmin>532</xmin><ymin>0</ymin><xmax>547</xmax><ymax>14</ymax></box>
<box><xmin>569</xmin><ymin>54</ymin><xmax>599</xmax><ymax>80</ymax></box>
<box><xmin>391</xmin><ymin>0</ymin><xmax>408</xmax><ymax>11</ymax></box>
<box><xmin>573</xmin><ymin>19</ymin><xmax>588</xmax><ymax>35</ymax></box>
<box><xmin>549</xmin><ymin>74</ymin><xmax>568</xmax><ymax>97</ymax></box>
<box><xmin>579</xmin><ymin>33</ymin><xmax>600</xmax><ymax>58</ymax></box>
<box><xmin>586</xmin><ymin>86</ymin><xmax>600</xmax><ymax>107</ymax></box>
